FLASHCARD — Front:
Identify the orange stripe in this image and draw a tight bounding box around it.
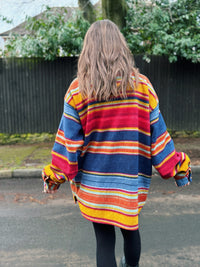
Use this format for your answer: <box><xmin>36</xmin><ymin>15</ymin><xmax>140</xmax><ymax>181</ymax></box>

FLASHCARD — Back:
<box><xmin>138</xmin><ymin>193</ymin><xmax>148</xmax><ymax>203</ymax></box>
<box><xmin>152</xmin><ymin>132</ymin><xmax>169</xmax><ymax>149</ymax></box>
<box><xmin>83</xmin><ymin>147</ymin><xmax>150</xmax><ymax>158</ymax></box>
<box><xmin>78</xmin><ymin>190</ymin><xmax>138</xmax><ymax>209</ymax></box>
<box><xmin>151</xmin><ymin>132</ymin><xmax>171</xmax><ymax>155</ymax></box>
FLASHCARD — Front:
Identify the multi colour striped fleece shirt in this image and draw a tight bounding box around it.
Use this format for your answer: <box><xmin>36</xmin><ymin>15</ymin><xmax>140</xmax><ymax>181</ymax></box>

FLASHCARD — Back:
<box><xmin>49</xmin><ymin>74</ymin><xmax>191</xmax><ymax>230</ymax></box>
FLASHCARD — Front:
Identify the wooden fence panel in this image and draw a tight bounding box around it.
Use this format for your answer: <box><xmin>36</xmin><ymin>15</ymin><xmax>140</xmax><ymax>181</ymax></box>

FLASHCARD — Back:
<box><xmin>0</xmin><ymin>57</ymin><xmax>77</xmax><ymax>133</ymax></box>
<box><xmin>135</xmin><ymin>56</ymin><xmax>200</xmax><ymax>132</ymax></box>
<box><xmin>0</xmin><ymin>56</ymin><xmax>199</xmax><ymax>133</ymax></box>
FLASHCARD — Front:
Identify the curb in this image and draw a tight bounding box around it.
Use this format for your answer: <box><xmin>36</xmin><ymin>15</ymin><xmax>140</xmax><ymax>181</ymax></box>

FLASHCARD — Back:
<box><xmin>0</xmin><ymin>169</ymin><xmax>42</xmax><ymax>179</ymax></box>
<box><xmin>0</xmin><ymin>166</ymin><xmax>199</xmax><ymax>179</ymax></box>
<box><xmin>191</xmin><ymin>166</ymin><xmax>200</xmax><ymax>174</ymax></box>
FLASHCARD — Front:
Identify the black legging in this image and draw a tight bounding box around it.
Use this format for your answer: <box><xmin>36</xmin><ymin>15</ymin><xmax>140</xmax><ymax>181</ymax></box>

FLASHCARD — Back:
<box><xmin>93</xmin><ymin>222</ymin><xmax>141</xmax><ymax>267</ymax></box>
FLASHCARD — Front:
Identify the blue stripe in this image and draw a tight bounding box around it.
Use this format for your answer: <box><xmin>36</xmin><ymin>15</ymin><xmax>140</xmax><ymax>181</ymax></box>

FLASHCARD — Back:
<box><xmin>74</xmin><ymin>172</ymin><xmax>151</xmax><ymax>191</ymax></box>
<box><xmin>138</xmin><ymin>175</ymin><xmax>151</xmax><ymax>188</ymax></box>
<box><xmin>176</xmin><ymin>177</ymin><xmax>191</xmax><ymax>187</ymax></box>
<box><xmin>58</xmin><ymin>114</ymin><xmax>83</xmax><ymax>141</ymax></box>
<box><xmin>75</xmin><ymin>172</ymin><xmax>138</xmax><ymax>191</ymax></box>
<box><xmin>85</xmin><ymin>131</ymin><xmax>150</xmax><ymax>146</ymax></box>
<box><xmin>53</xmin><ymin>142</ymin><xmax>77</xmax><ymax>162</ymax></box>
<box><xmin>151</xmin><ymin>113</ymin><xmax>167</xmax><ymax>143</ymax></box>
<box><xmin>78</xmin><ymin>153</ymin><xmax>152</xmax><ymax>176</ymax></box>
<box><xmin>152</xmin><ymin>139</ymin><xmax>175</xmax><ymax>166</ymax></box>
<box><xmin>64</xmin><ymin>102</ymin><xmax>80</xmax><ymax>120</ymax></box>
<box><xmin>150</xmin><ymin>104</ymin><xmax>159</xmax><ymax>122</ymax></box>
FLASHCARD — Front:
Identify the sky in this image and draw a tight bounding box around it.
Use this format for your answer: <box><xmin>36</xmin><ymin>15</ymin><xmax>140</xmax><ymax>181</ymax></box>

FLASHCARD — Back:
<box><xmin>0</xmin><ymin>0</ymin><xmax>99</xmax><ymax>34</ymax></box>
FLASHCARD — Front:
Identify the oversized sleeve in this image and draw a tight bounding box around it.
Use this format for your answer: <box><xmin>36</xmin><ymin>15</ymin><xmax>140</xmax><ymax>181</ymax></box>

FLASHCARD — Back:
<box><xmin>148</xmin><ymin>79</ymin><xmax>192</xmax><ymax>187</ymax></box>
<box><xmin>49</xmin><ymin>89</ymin><xmax>84</xmax><ymax>183</ymax></box>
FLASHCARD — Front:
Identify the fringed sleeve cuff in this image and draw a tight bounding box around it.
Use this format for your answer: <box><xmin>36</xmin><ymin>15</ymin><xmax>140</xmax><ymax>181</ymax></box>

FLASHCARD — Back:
<box><xmin>174</xmin><ymin>153</ymin><xmax>192</xmax><ymax>187</ymax></box>
<box><xmin>42</xmin><ymin>164</ymin><xmax>66</xmax><ymax>193</ymax></box>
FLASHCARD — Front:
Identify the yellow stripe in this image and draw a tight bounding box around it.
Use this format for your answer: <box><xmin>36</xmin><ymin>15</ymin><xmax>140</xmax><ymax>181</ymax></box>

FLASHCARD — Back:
<box><xmin>87</xmin><ymin>99</ymin><xmax>149</xmax><ymax>110</ymax></box>
<box><xmin>138</xmin><ymin>189</ymin><xmax>149</xmax><ymax>193</ymax></box>
<box><xmin>150</xmin><ymin>117</ymin><xmax>159</xmax><ymax>125</ymax></box>
<box><xmin>78</xmin><ymin>199</ymin><xmax>138</xmax><ymax>215</ymax></box>
<box><xmin>64</xmin><ymin>113</ymin><xmax>80</xmax><ymax>123</ymax></box>
<box><xmin>78</xmin><ymin>202</ymin><xmax>139</xmax><ymax>227</ymax></box>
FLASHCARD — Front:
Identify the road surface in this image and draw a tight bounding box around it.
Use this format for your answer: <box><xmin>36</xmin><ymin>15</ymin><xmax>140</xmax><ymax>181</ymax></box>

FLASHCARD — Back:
<box><xmin>0</xmin><ymin>174</ymin><xmax>199</xmax><ymax>267</ymax></box>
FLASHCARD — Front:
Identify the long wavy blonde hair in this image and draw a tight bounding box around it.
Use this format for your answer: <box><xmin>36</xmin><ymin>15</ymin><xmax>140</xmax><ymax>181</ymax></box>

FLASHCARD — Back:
<box><xmin>77</xmin><ymin>19</ymin><xmax>139</xmax><ymax>101</ymax></box>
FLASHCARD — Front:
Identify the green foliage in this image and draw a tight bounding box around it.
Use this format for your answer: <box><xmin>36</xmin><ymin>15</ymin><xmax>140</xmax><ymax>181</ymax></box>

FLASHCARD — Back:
<box><xmin>123</xmin><ymin>0</ymin><xmax>200</xmax><ymax>62</ymax></box>
<box><xmin>0</xmin><ymin>15</ymin><xmax>13</xmax><ymax>24</ymax></box>
<box><xmin>167</xmin><ymin>130</ymin><xmax>200</xmax><ymax>138</ymax></box>
<box><xmin>2</xmin><ymin>2</ymin><xmax>200</xmax><ymax>62</ymax></box>
<box><xmin>3</xmin><ymin>7</ymin><xmax>90</xmax><ymax>60</ymax></box>
<box><xmin>0</xmin><ymin>133</ymin><xmax>55</xmax><ymax>145</ymax></box>
<box><xmin>58</xmin><ymin>11</ymin><xmax>90</xmax><ymax>57</ymax></box>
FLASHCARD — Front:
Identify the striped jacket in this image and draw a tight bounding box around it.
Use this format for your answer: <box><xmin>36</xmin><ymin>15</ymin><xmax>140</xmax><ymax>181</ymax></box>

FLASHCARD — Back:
<box><xmin>48</xmin><ymin>74</ymin><xmax>191</xmax><ymax>230</ymax></box>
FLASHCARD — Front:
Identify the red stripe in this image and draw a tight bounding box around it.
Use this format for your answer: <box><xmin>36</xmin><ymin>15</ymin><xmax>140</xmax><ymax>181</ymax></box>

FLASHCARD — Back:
<box><xmin>52</xmin><ymin>154</ymin><xmax>78</xmax><ymax>180</ymax></box>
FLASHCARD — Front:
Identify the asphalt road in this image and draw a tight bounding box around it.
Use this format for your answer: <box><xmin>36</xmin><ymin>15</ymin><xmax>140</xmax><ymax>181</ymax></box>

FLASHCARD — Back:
<box><xmin>0</xmin><ymin>174</ymin><xmax>200</xmax><ymax>267</ymax></box>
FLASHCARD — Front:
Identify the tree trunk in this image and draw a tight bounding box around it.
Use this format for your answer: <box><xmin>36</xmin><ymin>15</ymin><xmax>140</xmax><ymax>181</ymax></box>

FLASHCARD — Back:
<box><xmin>78</xmin><ymin>0</ymin><xmax>96</xmax><ymax>23</ymax></box>
<box><xmin>102</xmin><ymin>0</ymin><xmax>128</xmax><ymax>29</ymax></box>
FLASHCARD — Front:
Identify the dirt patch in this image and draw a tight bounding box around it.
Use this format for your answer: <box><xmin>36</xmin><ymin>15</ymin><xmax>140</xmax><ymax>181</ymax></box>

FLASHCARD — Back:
<box><xmin>1</xmin><ymin>191</ymin><xmax>67</xmax><ymax>205</ymax></box>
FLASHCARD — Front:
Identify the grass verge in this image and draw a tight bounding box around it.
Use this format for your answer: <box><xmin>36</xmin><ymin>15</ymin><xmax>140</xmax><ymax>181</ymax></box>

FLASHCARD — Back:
<box><xmin>0</xmin><ymin>133</ymin><xmax>56</xmax><ymax>145</ymax></box>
